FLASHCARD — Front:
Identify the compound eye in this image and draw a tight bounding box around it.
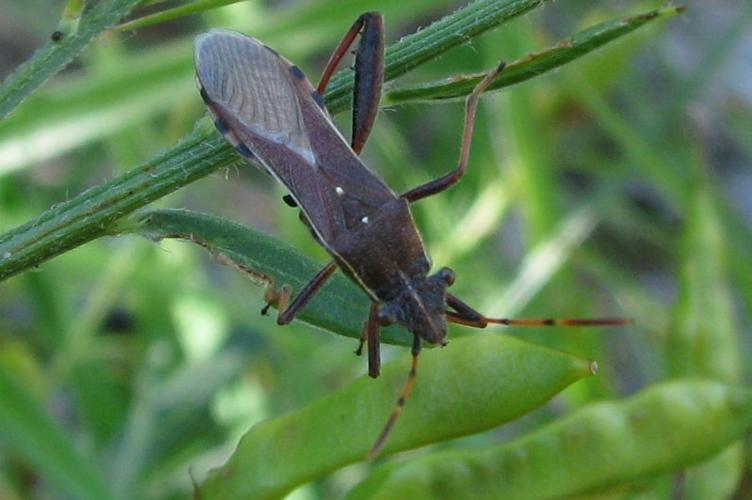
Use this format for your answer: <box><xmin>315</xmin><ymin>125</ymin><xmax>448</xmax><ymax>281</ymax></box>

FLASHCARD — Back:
<box><xmin>439</xmin><ymin>267</ymin><xmax>455</xmax><ymax>286</ymax></box>
<box><xmin>377</xmin><ymin>309</ymin><xmax>395</xmax><ymax>326</ymax></box>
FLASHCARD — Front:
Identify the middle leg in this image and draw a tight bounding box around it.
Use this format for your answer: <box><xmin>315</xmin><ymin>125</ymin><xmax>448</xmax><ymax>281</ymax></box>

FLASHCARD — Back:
<box><xmin>356</xmin><ymin>302</ymin><xmax>382</xmax><ymax>378</ymax></box>
<box><xmin>369</xmin><ymin>333</ymin><xmax>422</xmax><ymax>460</ymax></box>
<box><xmin>401</xmin><ymin>62</ymin><xmax>506</xmax><ymax>203</ymax></box>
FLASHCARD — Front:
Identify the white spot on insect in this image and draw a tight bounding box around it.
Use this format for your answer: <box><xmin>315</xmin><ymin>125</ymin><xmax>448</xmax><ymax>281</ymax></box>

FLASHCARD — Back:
<box><xmin>361</xmin><ymin>216</ymin><xmax>369</xmax><ymax>224</ymax></box>
<box><xmin>335</xmin><ymin>186</ymin><xmax>344</xmax><ymax>196</ymax></box>
<box><xmin>2</xmin><ymin>252</ymin><xmax>10</xmax><ymax>259</ymax></box>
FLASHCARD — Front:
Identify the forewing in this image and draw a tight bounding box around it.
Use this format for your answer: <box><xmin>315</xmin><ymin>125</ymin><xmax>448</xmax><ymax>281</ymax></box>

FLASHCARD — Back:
<box><xmin>195</xmin><ymin>30</ymin><xmax>396</xmax><ymax>244</ymax></box>
<box><xmin>195</xmin><ymin>30</ymin><xmax>314</xmax><ymax>163</ymax></box>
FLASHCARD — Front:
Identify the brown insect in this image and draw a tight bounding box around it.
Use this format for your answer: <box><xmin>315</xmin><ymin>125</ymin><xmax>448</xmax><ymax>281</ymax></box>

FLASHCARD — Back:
<box><xmin>194</xmin><ymin>12</ymin><xmax>629</xmax><ymax>459</ymax></box>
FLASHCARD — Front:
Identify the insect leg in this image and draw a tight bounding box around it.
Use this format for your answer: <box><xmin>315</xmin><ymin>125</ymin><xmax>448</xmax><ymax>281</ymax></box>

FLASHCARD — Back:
<box><xmin>351</xmin><ymin>13</ymin><xmax>383</xmax><ymax>154</ymax></box>
<box><xmin>401</xmin><ymin>62</ymin><xmax>506</xmax><ymax>203</ymax></box>
<box><xmin>369</xmin><ymin>333</ymin><xmax>421</xmax><ymax>460</ymax></box>
<box><xmin>317</xmin><ymin>12</ymin><xmax>382</xmax><ymax>94</ymax></box>
<box><xmin>445</xmin><ymin>293</ymin><xmax>489</xmax><ymax>328</ymax></box>
<box><xmin>262</xmin><ymin>283</ymin><xmax>291</xmax><ymax>316</ymax></box>
<box><xmin>275</xmin><ymin>261</ymin><xmax>338</xmax><ymax>325</ymax></box>
<box><xmin>355</xmin><ymin>302</ymin><xmax>382</xmax><ymax>378</ymax></box>
<box><xmin>446</xmin><ymin>293</ymin><xmax>633</xmax><ymax>328</ymax></box>
<box><xmin>317</xmin><ymin>12</ymin><xmax>384</xmax><ymax>154</ymax></box>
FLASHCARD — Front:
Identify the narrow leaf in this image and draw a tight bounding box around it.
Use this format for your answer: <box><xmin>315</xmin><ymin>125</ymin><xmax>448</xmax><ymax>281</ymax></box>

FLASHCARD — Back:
<box><xmin>668</xmin><ymin>187</ymin><xmax>739</xmax><ymax>382</ymax></box>
<box><xmin>116</xmin><ymin>0</ymin><xmax>246</xmax><ymax>31</ymax></box>
<box><xmin>0</xmin><ymin>0</ymin><xmax>142</xmax><ymax>120</ymax></box>
<box><xmin>385</xmin><ymin>6</ymin><xmax>686</xmax><ymax>104</ymax></box>
<box><xmin>199</xmin><ymin>335</ymin><xmax>595</xmax><ymax>499</ymax></box>
<box><xmin>324</xmin><ymin>0</ymin><xmax>551</xmax><ymax>112</ymax></box>
<box><xmin>133</xmin><ymin>208</ymin><xmax>411</xmax><ymax>345</ymax></box>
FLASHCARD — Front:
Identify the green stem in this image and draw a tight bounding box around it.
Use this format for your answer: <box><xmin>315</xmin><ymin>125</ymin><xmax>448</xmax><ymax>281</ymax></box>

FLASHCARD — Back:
<box><xmin>0</xmin><ymin>0</ymin><xmax>548</xmax><ymax>282</ymax></box>
<box><xmin>0</xmin><ymin>123</ymin><xmax>232</xmax><ymax>281</ymax></box>
<box><xmin>325</xmin><ymin>0</ymin><xmax>547</xmax><ymax>112</ymax></box>
<box><xmin>0</xmin><ymin>0</ymin><xmax>142</xmax><ymax>120</ymax></box>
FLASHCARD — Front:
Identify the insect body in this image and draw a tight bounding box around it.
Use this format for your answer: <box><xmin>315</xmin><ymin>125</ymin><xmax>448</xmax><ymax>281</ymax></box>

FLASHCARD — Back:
<box><xmin>195</xmin><ymin>13</ymin><xmax>628</xmax><ymax>459</ymax></box>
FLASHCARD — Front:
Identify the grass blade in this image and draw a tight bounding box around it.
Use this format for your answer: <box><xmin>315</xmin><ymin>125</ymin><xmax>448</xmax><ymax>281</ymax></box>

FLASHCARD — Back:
<box><xmin>0</xmin><ymin>364</ymin><xmax>110</xmax><ymax>500</ymax></box>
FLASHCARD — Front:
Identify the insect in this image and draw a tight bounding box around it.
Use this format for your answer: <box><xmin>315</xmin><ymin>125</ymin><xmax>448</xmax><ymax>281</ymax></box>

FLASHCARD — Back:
<box><xmin>194</xmin><ymin>13</ymin><xmax>629</xmax><ymax>459</ymax></box>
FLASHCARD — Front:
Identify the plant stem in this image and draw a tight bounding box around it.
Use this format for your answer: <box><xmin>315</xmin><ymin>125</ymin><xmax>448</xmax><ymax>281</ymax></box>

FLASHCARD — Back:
<box><xmin>0</xmin><ymin>0</ymin><xmax>142</xmax><ymax>121</ymax></box>
<box><xmin>0</xmin><ymin>0</ymin><xmax>547</xmax><ymax>282</ymax></box>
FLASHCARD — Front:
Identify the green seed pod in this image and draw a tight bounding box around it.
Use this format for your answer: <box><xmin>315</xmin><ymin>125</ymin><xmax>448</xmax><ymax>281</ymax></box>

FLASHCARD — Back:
<box><xmin>200</xmin><ymin>335</ymin><xmax>594</xmax><ymax>499</ymax></box>
<box><xmin>668</xmin><ymin>186</ymin><xmax>743</xmax><ymax>498</ymax></box>
<box><xmin>348</xmin><ymin>380</ymin><xmax>752</xmax><ymax>499</ymax></box>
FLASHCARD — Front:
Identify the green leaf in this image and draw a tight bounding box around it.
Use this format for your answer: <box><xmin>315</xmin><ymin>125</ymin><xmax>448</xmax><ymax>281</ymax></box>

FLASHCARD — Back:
<box><xmin>133</xmin><ymin>208</ymin><xmax>411</xmax><ymax>346</ymax></box>
<box><xmin>347</xmin><ymin>380</ymin><xmax>752</xmax><ymax>499</ymax></box>
<box><xmin>385</xmin><ymin>6</ymin><xmax>685</xmax><ymax>104</ymax></box>
<box><xmin>0</xmin><ymin>0</ymin><xmax>142</xmax><ymax>121</ymax></box>
<box><xmin>199</xmin><ymin>335</ymin><xmax>595</xmax><ymax>499</ymax></box>
<box><xmin>0</xmin><ymin>363</ymin><xmax>111</xmax><ymax>500</ymax></box>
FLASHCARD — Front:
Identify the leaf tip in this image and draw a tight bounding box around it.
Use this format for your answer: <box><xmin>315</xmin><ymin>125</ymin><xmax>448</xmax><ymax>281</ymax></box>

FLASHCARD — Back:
<box><xmin>657</xmin><ymin>5</ymin><xmax>688</xmax><ymax>18</ymax></box>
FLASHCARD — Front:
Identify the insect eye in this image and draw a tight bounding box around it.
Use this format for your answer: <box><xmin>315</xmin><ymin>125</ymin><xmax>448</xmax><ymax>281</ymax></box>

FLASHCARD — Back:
<box><xmin>438</xmin><ymin>267</ymin><xmax>455</xmax><ymax>286</ymax></box>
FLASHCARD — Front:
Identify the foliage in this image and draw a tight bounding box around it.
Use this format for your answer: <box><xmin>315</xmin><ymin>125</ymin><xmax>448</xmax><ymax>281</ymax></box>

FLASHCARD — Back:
<box><xmin>1</xmin><ymin>0</ymin><xmax>749</xmax><ymax>499</ymax></box>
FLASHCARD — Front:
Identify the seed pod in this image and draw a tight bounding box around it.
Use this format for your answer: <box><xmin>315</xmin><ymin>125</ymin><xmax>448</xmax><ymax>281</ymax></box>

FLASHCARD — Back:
<box><xmin>348</xmin><ymin>380</ymin><xmax>752</xmax><ymax>499</ymax></box>
<box><xmin>200</xmin><ymin>335</ymin><xmax>594</xmax><ymax>499</ymax></box>
<box><xmin>668</xmin><ymin>186</ymin><xmax>742</xmax><ymax>498</ymax></box>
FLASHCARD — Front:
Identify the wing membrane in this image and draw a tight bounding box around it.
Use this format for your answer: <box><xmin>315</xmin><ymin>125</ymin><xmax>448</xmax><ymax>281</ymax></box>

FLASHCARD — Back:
<box><xmin>195</xmin><ymin>30</ymin><xmax>396</xmax><ymax>244</ymax></box>
<box><xmin>195</xmin><ymin>30</ymin><xmax>314</xmax><ymax>163</ymax></box>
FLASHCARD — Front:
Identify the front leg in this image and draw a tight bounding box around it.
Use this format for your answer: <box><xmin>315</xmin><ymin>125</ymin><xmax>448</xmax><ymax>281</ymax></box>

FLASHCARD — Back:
<box><xmin>355</xmin><ymin>302</ymin><xmax>382</xmax><ymax>378</ymax></box>
<box><xmin>263</xmin><ymin>261</ymin><xmax>337</xmax><ymax>325</ymax></box>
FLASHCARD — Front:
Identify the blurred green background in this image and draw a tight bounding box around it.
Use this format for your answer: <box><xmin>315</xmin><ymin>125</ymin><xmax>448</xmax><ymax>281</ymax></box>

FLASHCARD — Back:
<box><xmin>0</xmin><ymin>0</ymin><xmax>750</xmax><ymax>498</ymax></box>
